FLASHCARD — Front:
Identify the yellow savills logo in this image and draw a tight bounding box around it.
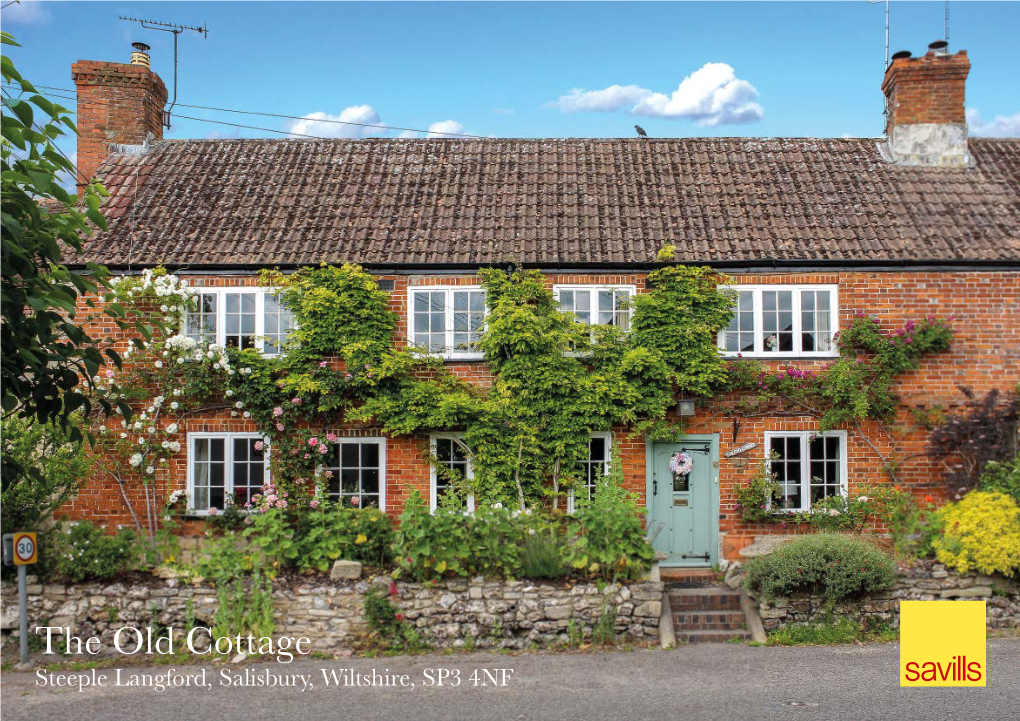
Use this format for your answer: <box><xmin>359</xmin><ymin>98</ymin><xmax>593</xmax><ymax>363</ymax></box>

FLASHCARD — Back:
<box><xmin>900</xmin><ymin>601</ymin><xmax>986</xmax><ymax>687</ymax></box>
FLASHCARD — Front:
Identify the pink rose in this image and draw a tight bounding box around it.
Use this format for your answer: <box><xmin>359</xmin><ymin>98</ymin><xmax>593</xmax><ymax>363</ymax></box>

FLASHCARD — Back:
<box><xmin>273</xmin><ymin>407</ymin><xmax>284</xmax><ymax>417</ymax></box>
<box><xmin>207</xmin><ymin>507</ymin><xmax>218</xmax><ymax>516</ymax></box>
<box><xmin>291</xmin><ymin>397</ymin><xmax>302</xmax><ymax>405</ymax></box>
<box><xmin>308</xmin><ymin>437</ymin><xmax>318</xmax><ymax>447</ymax></box>
<box><xmin>351</xmin><ymin>496</ymin><xmax>361</xmax><ymax>507</ymax></box>
<box><xmin>309</xmin><ymin>499</ymin><xmax>320</xmax><ymax>509</ymax></box>
<box><xmin>319</xmin><ymin>361</ymin><xmax>328</xmax><ymax>368</ymax></box>
<box><xmin>254</xmin><ymin>441</ymin><xmax>264</xmax><ymax>451</ymax></box>
<box><xmin>276</xmin><ymin>423</ymin><xmax>285</xmax><ymax>431</ymax></box>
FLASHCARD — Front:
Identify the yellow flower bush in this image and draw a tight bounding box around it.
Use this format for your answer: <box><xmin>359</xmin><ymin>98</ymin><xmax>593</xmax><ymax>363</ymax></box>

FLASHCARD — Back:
<box><xmin>933</xmin><ymin>491</ymin><xmax>1020</xmax><ymax>577</ymax></box>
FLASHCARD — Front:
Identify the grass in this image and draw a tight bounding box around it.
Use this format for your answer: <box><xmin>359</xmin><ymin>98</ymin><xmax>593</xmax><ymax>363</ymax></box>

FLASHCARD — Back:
<box><xmin>767</xmin><ymin>617</ymin><xmax>899</xmax><ymax>646</ymax></box>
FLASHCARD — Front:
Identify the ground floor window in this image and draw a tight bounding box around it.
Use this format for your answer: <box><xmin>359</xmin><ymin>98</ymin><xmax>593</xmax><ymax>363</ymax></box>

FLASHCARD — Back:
<box><xmin>187</xmin><ymin>433</ymin><xmax>268</xmax><ymax>513</ymax></box>
<box><xmin>765</xmin><ymin>431</ymin><xmax>847</xmax><ymax>511</ymax></box>
<box><xmin>569</xmin><ymin>432</ymin><xmax>611</xmax><ymax>511</ymax></box>
<box><xmin>430</xmin><ymin>435</ymin><xmax>474</xmax><ymax>511</ymax></box>
<box><xmin>324</xmin><ymin>438</ymin><xmax>385</xmax><ymax>509</ymax></box>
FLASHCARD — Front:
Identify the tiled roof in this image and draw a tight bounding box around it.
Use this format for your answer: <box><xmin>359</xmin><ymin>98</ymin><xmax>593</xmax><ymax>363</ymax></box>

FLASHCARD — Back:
<box><xmin>79</xmin><ymin>137</ymin><xmax>1020</xmax><ymax>267</ymax></box>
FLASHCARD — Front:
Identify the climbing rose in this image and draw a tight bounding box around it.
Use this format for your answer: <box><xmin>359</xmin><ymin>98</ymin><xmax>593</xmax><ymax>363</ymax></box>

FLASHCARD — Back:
<box><xmin>273</xmin><ymin>407</ymin><xmax>284</xmax><ymax>417</ymax></box>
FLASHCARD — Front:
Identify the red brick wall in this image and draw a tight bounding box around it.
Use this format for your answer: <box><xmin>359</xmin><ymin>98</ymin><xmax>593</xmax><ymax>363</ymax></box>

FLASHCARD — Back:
<box><xmin>882</xmin><ymin>50</ymin><xmax>970</xmax><ymax>131</ymax></box>
<box><xmin>64</xmin><ymin>270</ymin><xmax>1020</xmax><ymax>559</ymax></box>
<box><xmin>72</xmin><ymin>60</ymin><xmax>168</xmax><ymax>189</ymax></box>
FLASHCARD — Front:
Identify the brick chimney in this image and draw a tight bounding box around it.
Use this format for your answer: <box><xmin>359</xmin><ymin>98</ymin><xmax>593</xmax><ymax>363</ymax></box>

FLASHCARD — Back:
<box><xmin>880</xmin><ymin>41</ymin><xmax>971</xmax><ymax>167</ymax></box>
<box><xmin>72</xmin><ymin>42</ymin><xmax>168</xmax><ymax>189</ymax></box>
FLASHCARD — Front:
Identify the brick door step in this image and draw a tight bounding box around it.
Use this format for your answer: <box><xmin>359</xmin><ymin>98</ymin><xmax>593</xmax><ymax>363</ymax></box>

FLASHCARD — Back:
<box><xmin>668</xmin><ymin>588</ymin><xmax>743</xmax><ymax>611</ymax></box>
<box><xmin>675</xmin><ymin>629</ymin><xmax>753</xmax><ymax>644</ymax></box>
<box><xmin>672</xmin><ymin>610</ymin><xmax>747</xmax><ymax>631</ymax></box>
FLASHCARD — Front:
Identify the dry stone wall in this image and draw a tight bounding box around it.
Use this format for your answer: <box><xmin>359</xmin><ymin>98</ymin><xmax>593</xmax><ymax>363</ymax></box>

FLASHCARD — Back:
<box><xmin>752</xmin><ymin>562</ymin><xmax>1020</xmax><ymax>631</ymax></box>
<box><xmin>0</xmin><ymin>574</ymin><xmax>664</xmax><ymax>655</ymax></box>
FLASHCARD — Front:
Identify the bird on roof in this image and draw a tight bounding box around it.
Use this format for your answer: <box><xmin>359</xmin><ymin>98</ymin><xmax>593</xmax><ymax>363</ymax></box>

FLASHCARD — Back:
<box><xmin>635</xmin><ymin>125</ymin><xmax>648</xmax><ymax>138</ymax></box>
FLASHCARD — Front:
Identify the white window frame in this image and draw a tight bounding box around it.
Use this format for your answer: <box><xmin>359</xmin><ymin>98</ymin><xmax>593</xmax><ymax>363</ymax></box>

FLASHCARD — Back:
<box><xmin>324</xmin><ymin>437</ymin><xmax>387</xmax><ymax>511</ymax></box>
<box><xmin>184</xmin><ymin>287</ymin><xmax>296</xmax><ymax>356</ymax></box>
<box><xmin>553</xmin><ymin>285</ymin><xmax>637</xmax><ymax>330</ymax></box>
<box><xmin>718</xmin><ymin>284</ymin><xmax>839</xmax><ymax>358</ymax></box>
<box><xmin>186</xmin><ymin>432</ymin><xmax>269</xmax><ymax>516</ymax></box>
<box><xmin>567</xmin><ymin>431</ymin><xmax>612</xmax><ymax>513</ymax></box>
<box><xmin>429</xmin><ymin>434</ymin><xmax>475</xmax><ymax>512</ymax></box>
<box><xmin>764</xmin><ymin>430</ymin><xmax>848</xmax><ymax>512</ymax></box>
<box><xmin>407</xmin><ymin>285</ymin><xmax>487</xmax><ymax>360</ymax></box>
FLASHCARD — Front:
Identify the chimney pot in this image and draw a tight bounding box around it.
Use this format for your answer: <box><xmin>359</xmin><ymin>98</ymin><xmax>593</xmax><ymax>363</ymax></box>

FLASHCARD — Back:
<box><xmin>891</xmin><ymin>50</ymin><xmax>912</xmax><ymax>61</ymax></box>
<box><xmin>130</xmin><ymin>42</ymin><xmax>151</xmax><ymax>68</ymax></box>
<box><xmin>929</xmin><ymin>40</ymin><xmax>949</xmax><ymax>56</ymax></box>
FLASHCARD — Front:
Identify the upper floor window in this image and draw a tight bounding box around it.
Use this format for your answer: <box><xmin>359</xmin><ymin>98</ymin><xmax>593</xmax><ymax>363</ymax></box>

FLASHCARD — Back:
<box><xmin>185</xmin><ymin>288</ymin><xmax>295</xmax><ymax>355</ymax></box>
<box><xmin>568</xmin><ymin>432</ymin><xmax>611</xmax><ymax>511</ymax></box>
<box><xmin>324</xmin><ymin>438</ymin><xmax>386</xmax><ymax>509</ymax></box>
<box><xmin>719</xmin><ymin>285</ymin><xmax>837</xmax><ymax>357</ymax></box>
<box><xmin>408</xmin><ymin>286</ymin><xmax>486</xmax><ymax>359</ymax></box>
<box><xmin>430</xmin><ymin>434</ymin><xmax>475</xmax><ymax>511</ymax></box>
<box><xmin>187</xmin><ymin>433</ymin><xmax>268</xmax><ymax>514</ymax></box>
<box><xmin>554</xmin><ymin>285</ymin><xmax>635</xmax><ymax>330</ymax></box>
<box><xmin>765</xmin><ymin>431</ymin><xmax>847</xmax><ymax>512</ymax></box>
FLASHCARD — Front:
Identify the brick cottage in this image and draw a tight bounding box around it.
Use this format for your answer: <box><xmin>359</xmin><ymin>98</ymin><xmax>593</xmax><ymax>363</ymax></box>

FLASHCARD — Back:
<box><xmin>63</xmin><ymin>41</ymin><xmax>1019</xmax><ymax>567</ymax></box>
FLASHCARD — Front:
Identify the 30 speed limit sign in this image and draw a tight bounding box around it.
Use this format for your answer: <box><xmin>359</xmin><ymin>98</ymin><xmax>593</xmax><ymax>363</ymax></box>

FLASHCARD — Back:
<box><xmin>13</xmin><ymin>532</ymin><xmax>37</xmax><ymax>565</ymax></box>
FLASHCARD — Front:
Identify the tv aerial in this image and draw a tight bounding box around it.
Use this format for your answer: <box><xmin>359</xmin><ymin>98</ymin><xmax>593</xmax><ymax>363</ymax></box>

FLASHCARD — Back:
<box><xmin>119</xmin><ymin>16</ymin><xmax>208</xmax><ymax>128</ymax></box>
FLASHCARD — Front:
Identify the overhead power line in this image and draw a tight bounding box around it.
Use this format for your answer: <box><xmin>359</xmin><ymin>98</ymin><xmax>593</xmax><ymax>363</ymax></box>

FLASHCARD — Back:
<box><xmin>1</xmin><ymin>82</ymin><xmax>486</xmax><ymax>139</ymax></box>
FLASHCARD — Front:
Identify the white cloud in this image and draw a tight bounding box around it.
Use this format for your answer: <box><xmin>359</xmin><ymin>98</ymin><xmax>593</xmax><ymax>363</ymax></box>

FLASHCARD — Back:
<box><xmin>548</xmin><ymin>85</ymin><xmax>653</xmax><ymax>113</ymax></box>
<box><xmin>287</xmin><ymin>105</ymin><xmax>385</xmax><ymax>139</ymax></box>
<box><xmin>426</xmin><ymin>120</ymin><xmax>465</xmax><ymax>138</ymax></box>
<box><xmin>426</xmin><ymin>119</ymin><xmax>467</xmax><ymax>138</ymax></box>
<box><xmin>967</xmin><ymin>108</ymin><xmax>1020</xmax><ymax>138</ymax></box>
<box><xmin>2</xmin><ymin>0</ymin><xmax>50</xmax><ymax>25</ymax></box>
<box><xmin>547</xmin><ymin>63</ymin><xmax>764</xmax><ymax>126</ymax></box>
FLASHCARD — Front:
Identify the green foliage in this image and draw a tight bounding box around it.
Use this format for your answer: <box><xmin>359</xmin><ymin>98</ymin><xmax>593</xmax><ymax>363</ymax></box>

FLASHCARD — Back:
<box><xmin>1</xmin><ymin>414</ymin><xmax>89</xmax><ymax>531</ymax></box>
<box><xmin>393</xmin><ymin>490</ymin><xmax>525</xmax><ymax>580</ymax></box>
<box><xmin>1</xmin><ymin>34</ymin><xmax>141</xmax><ymax>489</ymax></box>
<box><xmin>564</xmin><ymin>451</ymin><xmax>655</xmax><ymax>581</ymax></box>
<box><xmin>734</xmin><ymin>455</ymin><xmax>782</xmax><ymax>523</ymax></box>
<box><xmin>726</xmin><ymin>315</ymin><xmax>954</xmax><ymax>432</ymax></box>
<box><xmin>933</xmin><ymin>491</ymin><xmax>1020</xmax><ymax>577</ymax></box>
<box><xmin>193</xmin><ymin>531</ymin><xmax>258</xmax><ymax>584</ymax></box>
<box><xmin>631</xmin><ymin>266</ymin><xmax>735</xmax><ymax>397</ymax></box>
<box><xmin>275</xmin><ymin>264</ymin><xmax>396</xmax><ymax>362</ymax></box>
<box><xmin>292</xmin><ymin>504</ymin><xmax>394</xmax><ymax>571</ymax></box>
<box><xmin>744</xmin><ymin>534</ymin><xmax>897</xmax><ymax>603</ymax></box>
<box><xmin>872</xmin><ymin>487</ymin><xmax>940</xmax><ymax>559</ymax></box>
<box><xmin>767</xmin><ymin>617</ymin><xmax>897</xmax><ymax>646</ymax></box>
<box><xmin>363</xmin><ymin>586</ymin><xmax>429</xmax><ymax>654</ymax></box>
<box><xmin>979</xmin><ymin>455</ymin><xmax>1020</xmax><ymax>505</ymax></box>
<box><xmin>521</xmin><ymin>531</ymin><xmax>567</xmax><ymax>580</ymax></box>
<box><xmin>211</xmin><ymin>567</ymin><xmax>274</xmax><ymax>644</ymax></box>
<box><xmin>53</xmin><ymin>521</ymin><xmax>138</xmax><ymax>583</ymax></box>
<box><xmin>800</xmin><ymin>490</ymin><xmax>887</xmax><ymax>533</ymax></box>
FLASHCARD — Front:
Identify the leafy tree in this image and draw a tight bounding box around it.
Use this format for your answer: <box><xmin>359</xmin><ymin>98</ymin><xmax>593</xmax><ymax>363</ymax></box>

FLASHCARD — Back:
<box><xmin>1</xmin><ymin>33</ymin><xmax>134</xmax><ymax>484</ymax></box>
<box><xmin>928</xmin><ymin>387</ymin><xmax>1020</xmax><ymax>494</ymax></box>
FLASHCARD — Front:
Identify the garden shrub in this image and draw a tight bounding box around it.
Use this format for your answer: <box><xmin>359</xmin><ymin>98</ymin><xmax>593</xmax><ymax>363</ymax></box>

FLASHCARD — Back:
<box><xmin>243</xmin><ymin>503</ymin><xmax>395</xmax><ymax>573</ymax></box>
<box><xmin>743</xmin><ymin>534</ymin><xmax>897</xmax><ymax>602</ymax></box>
<box><xmin>294</xmin><ymin>504</ymin><xmax>394</xmax><ymax>571</ymax></box>
<box><xmin>394</xmin><ymin>491</ymin><xmax>525</xmax><ymax>580</ymax></box>
<box><xmin>564</xmin><ymin>452</ymin><xmax>655</xmax><ymax>581</ymax></box>
<box><xmin>53</xmin><ymin>521</ymin><xmax>139</xmax><ymax>582</ymax></box>
<box><xmin>521</xmin><ymin>531</ymin><xmax>567</xmax><ymax>580</ymax></box>
<box><xmin>928</xmin><ymin>388</ymin><xmax>1020</xmax><ymax>494</ymax></box>
<box><xmin>933</xmin><ymin>491</ymin><xmax>1020</xmax><ymax>577</ymax></box>
<box><xmin>978</xmin><ymin>455</ymin><xmax>1020</xmax><ymax>505</ymax></box>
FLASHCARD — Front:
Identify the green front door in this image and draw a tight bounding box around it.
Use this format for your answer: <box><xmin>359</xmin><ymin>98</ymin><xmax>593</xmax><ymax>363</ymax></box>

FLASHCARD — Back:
<box><xmin>647</xmin><ymin>435</ymin><xmax>719</xmax><ymax>567</ymax></box>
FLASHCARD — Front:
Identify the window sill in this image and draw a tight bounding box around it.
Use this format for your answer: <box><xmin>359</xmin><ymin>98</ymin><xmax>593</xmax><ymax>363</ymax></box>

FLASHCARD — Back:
<box><xmin>722</xmin><ymin>353</ymin><xmax>839</xmax><ymax>361</ymax></box>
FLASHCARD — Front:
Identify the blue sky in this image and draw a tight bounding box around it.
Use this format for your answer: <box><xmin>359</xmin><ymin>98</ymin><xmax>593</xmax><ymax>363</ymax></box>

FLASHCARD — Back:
<box><xmin>4</xmin><ymin>0</ymin><xmax>1020</xmax><ymax>153</ymax></box>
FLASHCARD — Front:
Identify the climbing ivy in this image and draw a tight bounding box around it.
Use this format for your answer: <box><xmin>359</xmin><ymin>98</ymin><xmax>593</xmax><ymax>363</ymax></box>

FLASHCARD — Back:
<box><xmin>96</xmin><ymin>262</ymin><xmax>955</xmax><ymax>518</ymax></box>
